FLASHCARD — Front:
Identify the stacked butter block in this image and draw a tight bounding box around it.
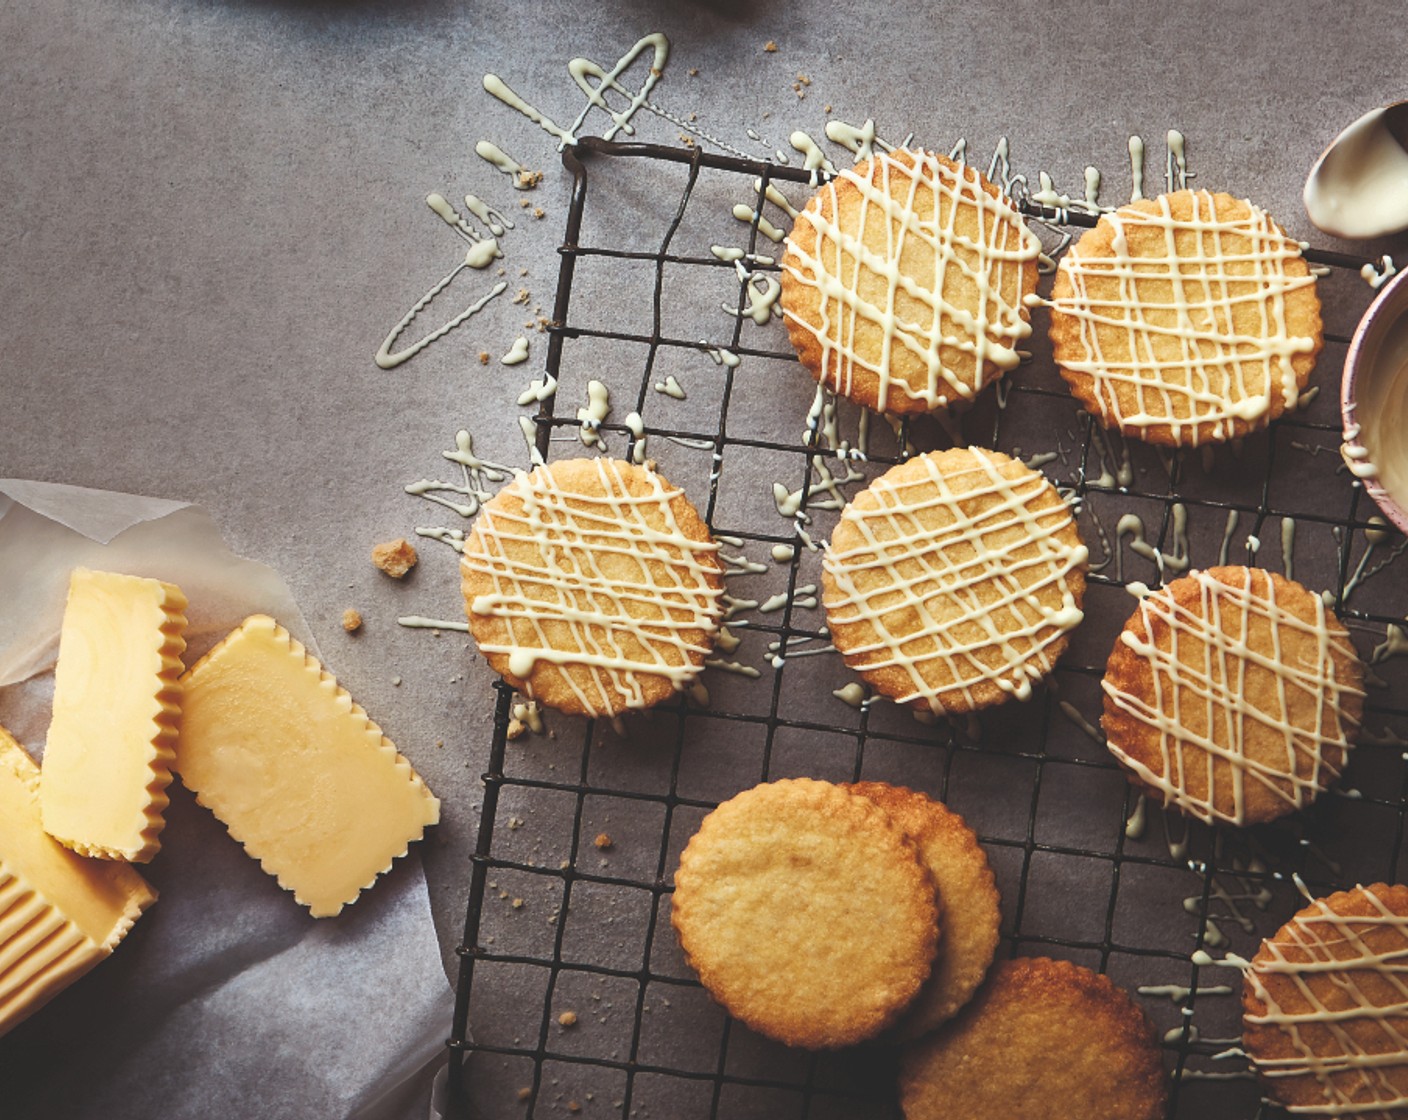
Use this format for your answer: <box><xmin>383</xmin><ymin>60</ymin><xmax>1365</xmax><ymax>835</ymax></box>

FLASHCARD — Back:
<box><xmin>0</xmin><ymin>569</ymin><xmax>439</xmax><ymax>1037</ymax></box>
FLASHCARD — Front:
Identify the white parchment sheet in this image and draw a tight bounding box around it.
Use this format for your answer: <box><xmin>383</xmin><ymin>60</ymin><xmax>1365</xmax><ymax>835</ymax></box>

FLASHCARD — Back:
<box><xmin>0</xmin><ymin>479</ymin><xmax>453</xmax><ymax>1120</ymax></box>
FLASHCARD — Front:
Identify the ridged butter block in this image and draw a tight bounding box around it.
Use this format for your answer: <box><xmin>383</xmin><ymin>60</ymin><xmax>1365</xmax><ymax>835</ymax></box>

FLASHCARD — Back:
<box><xmin>0</xmin><ymin>724</ymin><xmax>156</xmax><ymax>1038</ymax></box>
<box><xmin>177</xmin><ymin>615</ymin><xmax>440</xmax><ymax>918</ymax></box>
<box><xmin>41</xmin><ymin>569</ymin><xmax>188</xmax><ymax>862</ymax></box>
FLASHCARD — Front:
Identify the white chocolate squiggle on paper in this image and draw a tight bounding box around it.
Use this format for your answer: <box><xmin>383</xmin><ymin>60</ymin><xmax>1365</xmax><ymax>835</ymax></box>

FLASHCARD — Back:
<box><xmin>1245</xmin><ymin>885</ymin><xmax>1408</xmax><ymax>1116</ymax></box>
<box><xmin>1043</xmin><ymin>191</ymin><xmax>1318</xmax><ymax>445</ymax></box>
<box><xmin>462</xmin><ymin>460</ymin><xmax>723</xmax><ymax>715</ymax></box>
<box><xmin>782</xmin><ymin>149</ymin><xmax>1041</xmax><ymax>413</ymax></box>
<box><xmin>1104</xmin><ymin>569</ymin><xmax>1362</xmax><ymax>826</ymax></box>
<box><xmin>823</xmin><ymin>448</ymin><xmax>1087</xmax><ymax>713</ymax></box>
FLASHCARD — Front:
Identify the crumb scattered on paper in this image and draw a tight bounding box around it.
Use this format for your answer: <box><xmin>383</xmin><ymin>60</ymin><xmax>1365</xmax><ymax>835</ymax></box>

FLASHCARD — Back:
<box><xmin>341</xmin><ymin>608</ymin><xmax>362</xmax><ymax>633</ymax></box>
<box><xmin>372</xmin><ymin>539</ymin><xmax>417</xmax><ymax>579</ymax></box>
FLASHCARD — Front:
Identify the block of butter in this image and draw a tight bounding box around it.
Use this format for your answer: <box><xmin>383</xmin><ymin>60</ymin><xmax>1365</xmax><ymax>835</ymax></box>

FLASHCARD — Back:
<box><xmin>41</xmin><ymin>568</ymin><xmax>188</xmax><ymax>863</ymax></box>
<box><xmin>177</xmin><ymin>615</ymin><xmax>440</xmax><ymax>918</ymax></box>
<box><xmin>0</xmin><ymin>724</ymin><xmax>156</xmax><ymax>1038</ymax></box>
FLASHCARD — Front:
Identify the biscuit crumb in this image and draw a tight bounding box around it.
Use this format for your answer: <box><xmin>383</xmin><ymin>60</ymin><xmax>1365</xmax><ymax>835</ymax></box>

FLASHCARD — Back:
<box><xmin>532</xmin><ymin>207</ymin><xmax>545</xmax><ymax>220</ymax></box>
<box><xmin>519</xmin><ymin>198</ymin><xmax>532</xmax><ymax>209</ymax></box>
<box><xmin>594</xmin><ymin>832</ymin><xmax>613</xmax><ymax>850</ymax></box>
<box><xmin>824</xmin><ymin>104</ymin><xmax>833</xmax><ymax>114</ymax></box>
<box><xmin>558</xmin><ymin>1010</ymin><xmax>578</xmax><ymax>1028</ymax></box>
<box><xmin>764</xmin><ymin>40</ymin><xmax>777</xmax><ymax>52</ymax></box>
<box><xmin>372</xmin><ymin>538</ymin><xmax>418</xmax><ymax>579</ymax></box>
<box><xmin>517</xmin><ymin>1087</ymin><xmax>532</xmax><ymax>1102</ymax></box>
<box><xmin>567</xmin><ymin>1103</ymin><xmax>581</xmax><ymax>1114</ymax></box>
<box><xmin>688</xmin><ymin>67</ymin><xmax>699</xmax><ymax>77</ymax></box>
<box><xmin>516</xmin><ymin>168</ymin><xmax>543</xmax><ymax>189</ymax></box>
<box><xmin>511</xmin><ymin>897</ymin><xmax>524</xmax><ymax>909</ymax></box>
<box><xmin>512</xmin><ymin>288</ymin><xmax>531</xmax><ymax>305</ymax></box>
<box><xmin>506</xmin><ymin>717</ymin><xmax>527</xmax><ymax>741</ymax></box>
<box><xmin>341</xmin><ymin>609</ymin><xmax>363</xmax><ymax>633</ymax></box>
<box><xmin>479</xmin><ymin>351</ymin><xmax>491</xmax><ymax>365</ymax></box>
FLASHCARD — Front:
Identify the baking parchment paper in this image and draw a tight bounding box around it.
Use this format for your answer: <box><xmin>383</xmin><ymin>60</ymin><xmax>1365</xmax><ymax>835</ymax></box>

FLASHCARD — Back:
<box><xmin>0</xmin><ymin>479</ymin><xmax>453</xmax><ymax>1120</ymax></box>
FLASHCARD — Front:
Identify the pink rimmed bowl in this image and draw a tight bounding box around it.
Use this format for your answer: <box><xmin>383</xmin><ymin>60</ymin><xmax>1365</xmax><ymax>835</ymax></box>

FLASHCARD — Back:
<box><xmin>1343</xmin><ymin>265</ymin><xmax>1408</xmax><ymax>536</ymax></box>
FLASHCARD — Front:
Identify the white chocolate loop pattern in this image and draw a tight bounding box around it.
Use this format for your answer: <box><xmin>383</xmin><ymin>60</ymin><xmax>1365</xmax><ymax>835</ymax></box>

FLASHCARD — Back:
<box><xmin>782</xmin><ymin>149</ymin><xmax>1041</xmax><ymax>414</ymax></box>
<box><xmin>1103</xmin><ymin>569</ymin><xmax>1362</xmax><ymax>826</ymax></box>
<box><xmin>1245</xmin><ymin>884</ymin><xmax>1408</xmax><ymax>1116</ymax></box>
<box><xmin>823</xmin><ymin>448</ymin><xmax>1087</xmax><ymax>714</ymax></box>
<box><xmin>1044</xmin><ymin>191</ymin><xmax>1319</xmax><ymax>446</ymax></box>
<box><xmin>462</xmin><ymin>459</ymin><xmax>723</xmax><ymax>716</ymax></box>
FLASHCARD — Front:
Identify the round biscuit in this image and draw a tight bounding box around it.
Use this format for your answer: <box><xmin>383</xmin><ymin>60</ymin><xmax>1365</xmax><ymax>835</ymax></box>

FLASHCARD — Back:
<box><xmin>781</xmin><ymin>148</ymin><xmax>1040</xmax><ymax>415</ymax></box>
<box><xmin>1102</xmin><ymin>566</ymin><xmax>1363</xmax><ymax>826</ymax></box>
<box><xmin>899</xmin><ymin>957</ymin><xmax>1168</xmax><ymax>1120</ymax></box>
<box><xmin>1048</xmin><ymin>190</ymin><xmax>1322</xmax><ymax>447</ymax></box>
<box><xmin>460</xmin><ymin>458</ymin><xmax>723</xmax><ymax>717</ymax></box>
<box><xmin>847</xmin><ymin>782</ymin><xmax>1000</xmax><ymax>1037</ymax></box>
<box><xmin>823</xmin><ymin>447</ymin><xmax>1088</xmax><ymax>715</ymax></box>
<box><xmin>671</xmin><ymin>778</ymin><xmax>940</xmax><ymax>1049</ymax></box>
<box><xmin>1243</xmin><ymin>883</ymin><xmax>1408</xmax><ymax>1116</ymax></box>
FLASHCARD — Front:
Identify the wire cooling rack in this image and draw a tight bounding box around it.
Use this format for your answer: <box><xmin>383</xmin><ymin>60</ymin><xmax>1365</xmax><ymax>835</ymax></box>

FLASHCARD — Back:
<box><xmin>445</xmin><ymin>137</ymin><xmax>1406</xmax><ymax>1119</ymax></box>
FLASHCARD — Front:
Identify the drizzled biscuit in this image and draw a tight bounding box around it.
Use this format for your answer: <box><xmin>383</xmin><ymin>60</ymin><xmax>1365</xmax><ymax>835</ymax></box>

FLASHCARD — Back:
<box><xmin>1102</xmin><ymin>567</ymin><xmax>1364</xmax><ymax>826</ymax></box>
<box><xmin>671</xmin><ymin>778</ymin><xmax>940</xmax><ymax>1049</ymax></box>
<box><xmin>823</xmin><ymin>447</ymin><xmax>1087</xmax><ymax>715</ymax></box>
<box><xmin>1047</xmin><ymin>190</ymin><xmax>1322</xmax><ymax>447</ymax></box>
<box><xmin>847</xmin><ymin>783</ymin><xmax>1000</xmax><ymax>1036</ymax></box>
<box><xmin>781</xmin><ymin>148</ymin><xmax>1041</xmax><ymax>415</ymax></box>
<box><xmin>1244</xmin><ymin>883</ymin><xmax>1408</xmax><ymax>1116</ymax></box>
<box><xmin>461</xmin><ymin>458</ymin><xmax>724</xmax><ymax>717</ymax></box>
<box><xmin>899</xmin><ymin>957</ymin><xmax>1168</xmax><ymax>1120</ymax></box>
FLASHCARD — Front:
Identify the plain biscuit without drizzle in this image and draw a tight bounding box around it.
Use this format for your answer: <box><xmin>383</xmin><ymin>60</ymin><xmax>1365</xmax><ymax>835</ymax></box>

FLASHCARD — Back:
<box><xmin>671</xmin><ymin>778</ymin><xmax>940</xmax><ymax>1049</ymax></box>
<box><xmin>846</xmin><ymin>782</ymin><xmax>1000</xmax><ymax>1036</ymax></box>
<box><xmin>899</xmin><ymin>957</ymin><xmax>1167</xmax><ymax>1120</ymax></box>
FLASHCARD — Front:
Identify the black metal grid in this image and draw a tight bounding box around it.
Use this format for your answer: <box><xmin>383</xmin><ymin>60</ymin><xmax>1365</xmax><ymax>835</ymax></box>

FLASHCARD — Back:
<box><xmin>445</xmin><ymin>137</ymin><xmax>1405</xmax><ymax>1119</ymax></box>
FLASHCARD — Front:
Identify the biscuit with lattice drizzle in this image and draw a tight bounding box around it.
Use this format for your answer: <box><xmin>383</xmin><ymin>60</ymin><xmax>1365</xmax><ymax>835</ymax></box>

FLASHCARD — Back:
<box><xmin>900</xmin><ymin>957</ymin><xmax>1168</xmax><ymax>1120</ymax></box>
<box><xmin>671</xmin><ymin>778</ymin><xmax>940</xmax><ymax>1049</ymax></box>
<box><xmin>1243</xmin><ymin>883</ymin><xmax>1408</xmax><ymax>1117</ymax></box>
<box><xmin>822</xmin><ymin>447</ymin><xmax>1087</xmax><ymax>715</ymax></box>
<box><xmin>1102</xmin><ymin>566</ymin><xmax>1363</xmax><ymax>826</ymax></box>
<box><xmin>847</xmin><ymin>782</ymin><xmax>1000</xmax><ymax>1037</ymax></box>
<box><xmin>1047</xmin><ymin>190</ymin><xmax>1322</xmax><ymax>447</ymax></box>
<box><xmin>461</xmin><ymin>458</ymin><xmax>724</xmax><ymax>717</ymax></box>
<box><xmin>781</xmin><ymin>148</ymin><xmax>1041</xmax><ymax>416</ymax></box>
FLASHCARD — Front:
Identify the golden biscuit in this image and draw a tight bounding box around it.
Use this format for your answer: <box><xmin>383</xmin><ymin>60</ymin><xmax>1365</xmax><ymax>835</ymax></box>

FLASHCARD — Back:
<box><xmin>900</xmin><ymin>957</ymin><xmax>1167</xmax><ymax>1120</ymax></box>
<box><xmin>1244</xmin><ymin>883</ymin><xmax>1408</xmax><ymax>1117</ymax></box>
<box><xmin>1103</xmin><ymin>567</ymin><xmax>1363</xmax><ymax>825</ymax></box>
<box><xmin>461</xmin><ymin>458</ymin><xmax>723</xmax><ymax>717</ymax></box>
<box><xmin>671</xmin><ymin>778</ymin><xmax>940</xmax><ymax>1049</ymax></box>
<box><xmin>823</xmin><ymin>447</ymin><xmax>1087</xmax><ymax>714</ymax></box>
<box><xmin>781</xmin><ymin>148</ymin><xmax>1041</xmax><ymax>415</ymax></box>
<box><xmin>1047</xmin><ymin>190</ymin><xmax>1322</xmax><ymax>447</ymax></box>
<box><xmin>847</xmin><ymin>782</ymin><xmax>1000</xmax><ymax>1037</ymax></box>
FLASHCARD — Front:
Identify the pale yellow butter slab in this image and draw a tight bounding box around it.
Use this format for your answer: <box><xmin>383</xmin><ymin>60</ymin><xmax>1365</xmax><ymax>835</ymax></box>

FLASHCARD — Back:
<box><xmin>177</xmin><ymin>614</ymin><xmax>440</xmax><ymax>918</ymax></box>
<box><xmin>40</xmin><ymin>568</ymin><xmax>188</xmax><ymax>862</ymax></box>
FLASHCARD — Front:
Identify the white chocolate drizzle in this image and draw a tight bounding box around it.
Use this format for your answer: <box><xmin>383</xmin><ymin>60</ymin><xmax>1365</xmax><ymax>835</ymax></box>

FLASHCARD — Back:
<box><xmin>654</xmin><ymin>375</ymin><xmax>687</xmax><ymax>400</ymax></box>
<box><xmin>576</xmin><ymin>380</ymin><xmax>611</xmax><ymax>448</ymax></box>
<box><xmin>463</xmin><ymin>459</ymin><xmax>724</xmax><ymax>714</ymax></box>
<box><xmin>501</xmin><ymin>336</ymin><xmax>530</xmax><ymax>366</ymax></box>
<box><xmin>1243</xmin><ymin>884</ymin><xmax>1408</xmax><ymax>1114</ymax></box>
<box><xmin>1103</xmin><ymin>568</ymin><xmax>1363</xmax><ymax>826</ymax></box>
<box><xmin>1037</xmin><ymin>191</ymin><xmax>1318</xmax><ymax>445</ymax></box>
<box><xmin>823</xmin><ymin>448</ymin><xmax>1087</xmax><ymax>713</ymax></box>
<box><xmin>782</xmin><ymin>148</ymin><xmax>1041</xmax><ymax>413</ymax></box>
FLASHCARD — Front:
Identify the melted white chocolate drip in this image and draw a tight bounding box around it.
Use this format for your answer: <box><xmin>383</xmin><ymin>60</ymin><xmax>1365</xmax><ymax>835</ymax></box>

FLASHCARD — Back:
<box><xmin>1038</xmin><ymin>191</ymin><xmax>1318</xmax><ymax>445</ymax></box>
<box><xmin>823</xmin><ymin>448</ymin><xmax>1087</xmax><ymax>713</ymax></box>
<box><xmin>1244</xmin><ymin>884</ymin><xmax>1408</xmax><ymax>1113</ymax></box>
<box><xmin>463</xmin><ymin>459</ymin><xmax>724</xmax><ymax>714</ymax></box>
<box><xmin>782</xmin><ymin>149</ymin><xmax>1041</xmax><ymax>413</ymax></box>
<box><xmin>1103</xmin><ymin>569</ymin><xmax>1362</xmax><ymax>826</ymax></box>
